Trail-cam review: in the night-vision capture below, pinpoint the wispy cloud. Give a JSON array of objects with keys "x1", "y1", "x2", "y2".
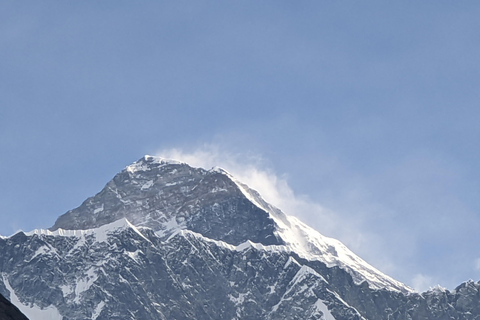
[
  {"x1": 474, "y1": 258, "x2": 480, "y2": 271},
  {"x1": 156, "y1": 145, "x2": 337, "y2": 233},
  {"x1": 155, "y1": 145, "x2": 396, "y2": 274},
  {"x1": 155, "y1": 144, "x2": 480, "y2": 291},
  {"x1": 411, "y1": 273, "x2": 437, "y2": 292}
]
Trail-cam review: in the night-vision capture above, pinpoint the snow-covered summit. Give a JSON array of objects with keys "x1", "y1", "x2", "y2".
[{"x1": 125, "y1": 155, "x2": 184, "y2": 173}]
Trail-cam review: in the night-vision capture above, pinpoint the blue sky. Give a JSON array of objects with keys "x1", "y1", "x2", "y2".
[{"x1": 1, "y1": 1, "x2": 480, "y2": 291}]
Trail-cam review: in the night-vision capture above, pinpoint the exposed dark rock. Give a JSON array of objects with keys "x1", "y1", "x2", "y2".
[{"x1": 0, "y1": 293, "x2": 29, "y2": 320}]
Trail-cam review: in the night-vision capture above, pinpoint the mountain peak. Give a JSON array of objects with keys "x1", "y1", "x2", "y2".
[
  {"x1": 51, "y1": 156, "x2": 282, "y2": 246},
  {"x1": 48, "y1": 156, "x2": 413, "y2": 293},
  {"x1": 125, "y1": 155, "x2": 184, "y2": 173}
]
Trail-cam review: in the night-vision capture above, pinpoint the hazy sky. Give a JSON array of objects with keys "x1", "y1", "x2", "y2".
[{"x1": 1, "y1": 1, "x2": 480, "y2": 291}]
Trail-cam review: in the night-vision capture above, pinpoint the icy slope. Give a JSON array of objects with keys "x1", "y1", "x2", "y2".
[{"x1": 227, "y1": 170, "x2": 411, "y2": 293}]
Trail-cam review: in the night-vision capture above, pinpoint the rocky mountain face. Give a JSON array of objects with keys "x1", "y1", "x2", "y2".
[{"x1": 1, "y1": 155, "x2": 479, "y2": 320}]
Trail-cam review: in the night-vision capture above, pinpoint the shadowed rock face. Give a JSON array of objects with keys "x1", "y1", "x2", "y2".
[
  {"x1": 0, "y1": 293, "x2": 29, "y2": 320},
  {"x1": 1, "y1": 156, "x2": 480, "y2": 320}
]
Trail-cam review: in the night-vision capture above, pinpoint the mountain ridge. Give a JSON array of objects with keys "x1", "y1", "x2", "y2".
[{"x1": 1, "y1": 155, "x2": 479, "y2": 319}]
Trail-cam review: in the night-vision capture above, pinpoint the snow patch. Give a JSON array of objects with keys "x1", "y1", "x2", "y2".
[
  {"x1": 176, "y1": 230, "x2": 291, "y2": 256},
  {"x1": 93, "y1": 204, "x2": 104, "y2": 214},
  {"x1": 29, "y1": 245, "x2": 50, "y2": 261},
  {"x1": 26, "y1": 228, "x2": 89, "y2": 238},
  {"x1": 141, "y1": 180, "x2": 154, "y2": 190},
  {"x1": 228, "y1": 293, "x2": 247, "y2": 305},
  {"x1": 154, "y1": 216, "x2": 185, "y2": 238},
  {"x1": 283, "y1": 256, "x2": 300, "y2": 270},
  {"x1": 427, "y1": 285, "x2": 448, "y2": 294},
  {"x1": 211, "y1": 186, "x2": 228, "y2": 193},
  {"x1": 60, "y1": 284, "x2": 73, "y2": 297},
  {"x1": 126, "y1": 249, "x2": 143, "y2": 263},
  {"x1": 25, "y1": 218, "x2": 151, "y2": 245},
  {"x1": 315, "y1": 299, "x2": 336, "y2": 320},
  {"x1": 74, "y1": 267, "x2": 98, "y2": 303},
  {"x1": 267, "y1": 285, "x2": 276, "y2": 294},
  {"x1": 92, "y1": 301, "x2": 105, "y2": 320},
  {"x1": 126, "y1": 155, "x2": 183, "y2": 173},
  {"x1": 292, "y1": 265, "x2": 327, "y2": 286}
]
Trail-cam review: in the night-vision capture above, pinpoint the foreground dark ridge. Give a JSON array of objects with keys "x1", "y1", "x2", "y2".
[
  {"x1": 0, "y1": 293, "x2": 29, "y2": 320},
  {"x1": 0, "y1": 155, "x2": 479, "y2": 320}
]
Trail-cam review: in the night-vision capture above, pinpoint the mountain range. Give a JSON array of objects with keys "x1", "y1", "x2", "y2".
[{"x1": 1, "y1": 155, "x2": 479, "y2": 319}]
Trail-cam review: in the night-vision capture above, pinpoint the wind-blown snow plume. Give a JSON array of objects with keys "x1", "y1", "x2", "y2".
[
  {"x1": 156, "y1": 146, "x2": 338, "y2": 236},
  {"x1": 155, "y1": 146, "x2": 400, "y2": 274}
]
